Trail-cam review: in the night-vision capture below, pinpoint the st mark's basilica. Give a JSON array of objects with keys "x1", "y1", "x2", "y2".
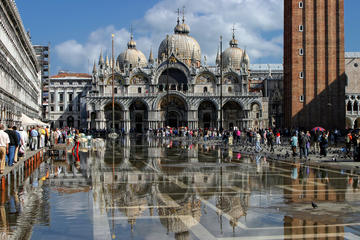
[{"x1": 85, "y1": 16, "x2": 269, "y2": 132}]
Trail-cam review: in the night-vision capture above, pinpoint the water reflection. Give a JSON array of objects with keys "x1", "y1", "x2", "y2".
[{"x1": 0, "y1": 136, "x2": 359, "y2": 239}]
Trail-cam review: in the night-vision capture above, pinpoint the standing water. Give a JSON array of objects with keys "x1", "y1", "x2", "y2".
[{"x1": 1, "y1": 136, "x2": 360, "y2": 239}]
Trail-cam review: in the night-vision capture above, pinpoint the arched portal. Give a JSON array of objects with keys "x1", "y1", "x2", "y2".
[
  {"x1": 223, "y1": 101, "x2": 244, "y2": 130},
  {"x1": 67, "y1": 116, "x2": 74, "y2": 128},
  {"x1": 159, "y1": 68, "x2": 188, "y2": 92},
  {"x1": 355, "y1": 118, "x2": 360, "y2": 129},
  {"x1": 104, "y1": 102, "x2": 123, "y2": 131},
  {"x1": 198, "y1": 101, "x2": 217, "y2": 129},
  {"x1": 346, "y1": 117, "x2": 353, "y2": 129},
  {"x1": 159, "y1": 95, "x2": 187, "y2": 127},
  {"x1": 129, "y1": 100, "x2": 148, "y2": 133}
]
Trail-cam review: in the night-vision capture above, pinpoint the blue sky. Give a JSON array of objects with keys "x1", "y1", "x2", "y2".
[{"x1": 16, "y1": 0, "x2": 360, "y2": 75}]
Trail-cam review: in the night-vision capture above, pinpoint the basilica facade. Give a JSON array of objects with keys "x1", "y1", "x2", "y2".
[{"x1": 86, "y1": 18, "x2": 269, "y2": 132}]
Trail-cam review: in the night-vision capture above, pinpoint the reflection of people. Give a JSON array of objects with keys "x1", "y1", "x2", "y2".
[{"x1": 0, "y1": 205, "x2": 7, "y2": 232}]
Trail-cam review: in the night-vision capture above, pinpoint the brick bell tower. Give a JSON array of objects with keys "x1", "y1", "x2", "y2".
[{"x1": 284, "y1": 0, "x2": 345, "y2": 130}]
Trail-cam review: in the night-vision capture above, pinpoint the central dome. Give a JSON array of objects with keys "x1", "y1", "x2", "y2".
[
  {"x1": 158, "y1": 18, "x2": 201, "y2": 66},
  {"x1": 222, "y1": 33, "x2": 249, "y2": 70},
  {"x1": 117, "y1": 35, "x2": 147, "y2": 71}
]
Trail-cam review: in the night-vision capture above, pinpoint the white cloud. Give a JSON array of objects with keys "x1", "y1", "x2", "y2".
[{"x1": 55, "y1": 0, "x2": 284, "y2": 72}]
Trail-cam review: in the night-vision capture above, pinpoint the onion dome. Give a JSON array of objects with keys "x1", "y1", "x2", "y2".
[
  {"x1": 158, "y1": 17, "x2": 201, "y2": 66},
  {"x1": 222, "y1": 31, "x2": 249, "y2": 70},
  {"x1": 117, "y1": 34, "x2": 147, "y2": 71}
]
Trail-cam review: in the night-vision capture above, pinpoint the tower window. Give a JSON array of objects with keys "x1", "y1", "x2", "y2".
[
  {"x1": 300, "y1": 95, "x2": 304, "y2": 103},
  {"x1": 299, "y1": 48, "x2": 304, "y2": 56},
  {"x1": 299, "y1": 72, "x2": 304, "y2": 79},
  {"x1": 299, "y1": 1, "x2": 303, "y2": 8},
  {"x1": 299, "y1": 25, "x2": 304, "y2": 32}
]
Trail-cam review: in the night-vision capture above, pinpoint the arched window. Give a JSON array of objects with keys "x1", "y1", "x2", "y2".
[
  {"x1": 354, "y1": 101, "x2": 358, "y2": 112},
  {"x1": 138, "y1": 87, "x2": 142, "y2": 93},
  {"x1": 347, "y1": 101, "x2": 352, "y2": 112},
  {"x1": 203, "y1": 87, "x2": 208, "y2": 93}
]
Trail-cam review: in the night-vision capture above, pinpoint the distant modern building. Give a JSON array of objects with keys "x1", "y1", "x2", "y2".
[
  {"x1": 86, "y1": 16, "x2": 270, "y2": 132},
  {"x1": 345, "y1": 52, "x2": 360, "y2": 128},
  {"x1": 0, "y1": 0, "x2": 41, "y2": 125},
  {"x1": 49, "y1": 72, "x2": 91, "y2": 129},
  {"x1": 284, "y1": 0, "x2": 345, "y2": 129},
  {"x1": 34, "y1": 44, "x2": 50, "y2": 121}
]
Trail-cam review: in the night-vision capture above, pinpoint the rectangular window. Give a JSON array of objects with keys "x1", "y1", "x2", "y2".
[
  {"x1": 50, "y1": 93, "x2": 54, "y2": 103},
  {"x1": 59, "y1": 106, "x2": 63, "y2": 111},
  {"x1": 59, "y1": 93, "x2": 64, "y2": 103},
  {"x1": 77, "y1": 105, "x2": 80, "y2": 111},
  {"x1": 299, "y1": 72, "x2": 304, "y2": 79},
  {"x1": 69, "y1": 105, "x2": 73, "y2": 112},
  {"x1": 114, "y1": 88, "x2": 118, "y2": 94},
  {"x1": 299, "y1": 48, "x2": 304, "y2": 56},
  {"x1": 299, "y1": 25, "x2": 304, "y2": 32},
  {"x1": 300, "y1": 95, "x2": 304, "y2": 102},
  {"x1": 299, "y1": 1, "x2": 303, "y2": 8},
  {"x1": 69, "y1": 93, "x2": 73, "y2": 102},
  {"x1": 50, "y1": 106, "x2": 54, "y2": 111}
]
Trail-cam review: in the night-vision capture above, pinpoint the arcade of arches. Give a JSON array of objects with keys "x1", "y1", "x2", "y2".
[{"x1": 90, "y1": 97, "x2": 265, "y2": 131}]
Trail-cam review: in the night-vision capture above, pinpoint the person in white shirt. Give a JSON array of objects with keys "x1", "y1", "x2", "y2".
[
  {"x1": 0, "y1": 124, "x2": 10, "y2": 174},
  {"x1": 18, "y1": 127, "x2": 28, "y2": 157}
]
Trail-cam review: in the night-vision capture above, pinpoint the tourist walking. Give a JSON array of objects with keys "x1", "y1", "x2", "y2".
[
  {"x1": 0, "y1": 124, "x2": 9, "y2": 174},
  {"x1": 5, "y1": 126, "x2": 18, "y2": 167},
  {"x1": 275, "y1": 131, "x2": 281, "y2": 145},
  {"x1": 12, "y1": 126, "x2": 21, "y2": 163},
  {"x1": 30, "y1": 127, "x2": 38, "y2": 151},
  {"x1": 72, "y1": 129, "x2": 80, "y2": 156},
  {"x1": 290, "y1": 133, "x2": 298, "y2": 157},
  {"x1": 298, "y1": 131, "x2": 309, "y2": 160},
  {"x1": 320, "y1": 132, "x2": 329, "y2": 157},
  {"x1": 18, "y1": 127, "x2": 28, "y2": 158},
  {"x1": 255, "y1": 132, "x2": 262, "y2": 152}
]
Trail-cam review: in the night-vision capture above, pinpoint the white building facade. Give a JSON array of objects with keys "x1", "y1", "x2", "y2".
[
  {"x1": 0, "y1": 0, "x2": 41, "y2": 125},
  {"x1": 49, "y1": 72, "x2": 91, "y2": 129},
  {"x1": 86, "y1": 19, "x2": 269, "y2": 133}
]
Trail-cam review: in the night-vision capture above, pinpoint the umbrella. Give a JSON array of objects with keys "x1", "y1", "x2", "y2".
[{"x1": 312, "y1": 127, "x2": 325, "y2": 132}]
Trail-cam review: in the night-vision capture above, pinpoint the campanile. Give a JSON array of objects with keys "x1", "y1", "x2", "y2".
[{"x1": 284, "y1": 0, "x2": 345, "y2": 129}]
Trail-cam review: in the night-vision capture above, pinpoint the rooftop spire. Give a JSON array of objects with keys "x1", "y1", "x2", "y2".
[
  {"x1": 232, "y1": 24, "x2": 236, "y2": 40},
  {"x1": 182, "y1": 6, "x2": 185, "y2": 23},
  {"x1": 177, "y1": 8, "x2": 180, "y2": 25},
  {"x1": 98, "y1": 50, "x2": 104, "y2": 65},
  {"x1": 216, "y1": 45, "x2": 220, "y2": 65},
  {"x1": 105, "y1": 55, "x2": 110, "y2": 66},
  {"x1": 127, "y1": 25, "x2": 137, "y2": 49},
  {"x1": 229, "y1": 25, "x2": 238, "y2": 48},
  {"x1": 149, "y1": 47, "x2": 154, "y2": 64},
  {"x1": 92, "y1": 61, "x2": 97, "y2": 73}
]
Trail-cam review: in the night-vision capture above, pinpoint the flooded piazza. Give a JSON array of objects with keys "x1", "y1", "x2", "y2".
[{"x1": 1, "y1": 137, "x2": 360, "y2": 240}]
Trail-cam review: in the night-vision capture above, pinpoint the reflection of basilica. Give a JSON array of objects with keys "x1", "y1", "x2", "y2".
[
  {"x1": 86, "y1": 14, "x2": 269, "y2": 132},
  {"x1": 90, "y1": 138, "x2": 251, "y2": 238}
]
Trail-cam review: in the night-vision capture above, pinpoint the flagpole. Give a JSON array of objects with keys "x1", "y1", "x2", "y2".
[{"x1": 112, "y1": 34, "x2": 115, "y2": 131}]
